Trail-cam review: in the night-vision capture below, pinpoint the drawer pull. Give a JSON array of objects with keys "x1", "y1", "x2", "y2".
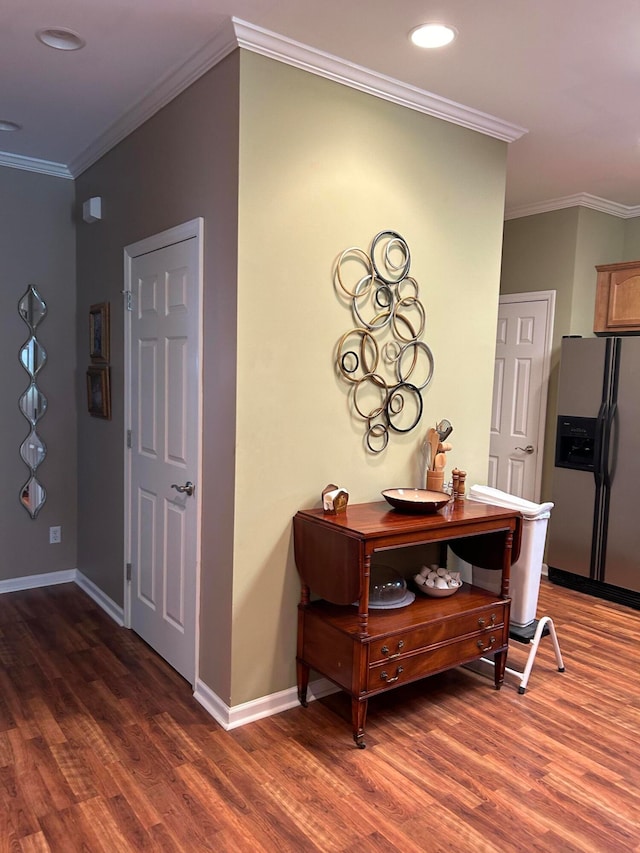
[
  {"x1": 380, "y1": 640, "x2": 405, "y2": 659},
  {"x1": 380, "y1": 666, "x2": 404, "y2": 684},
  {"x1": 478, "y1": 613, "x2": 497, "y2": 628},
  {"x1": 477, "y1": 636, "x2": 497, "y2": 653}
]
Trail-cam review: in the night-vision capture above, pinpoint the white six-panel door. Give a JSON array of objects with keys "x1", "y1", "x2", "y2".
[
  {"x1": 125, "y1": 222, "x2": 202, "y2": 685},
  {"x1": 488, "y1": 292, "x2": 555, "y2": 501}
]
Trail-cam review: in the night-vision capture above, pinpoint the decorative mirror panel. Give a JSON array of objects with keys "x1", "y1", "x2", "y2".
[{"x1": 18, "y1": 286, "x2": 47, "y2": 518}]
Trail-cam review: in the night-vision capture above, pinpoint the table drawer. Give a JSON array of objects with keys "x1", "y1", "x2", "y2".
[
  {"x1": 367, "y1": 627, "x2": 508, "y2": 692},
  {"x1": 368, "y1": 604, "x2": 506, "y2": 663}
]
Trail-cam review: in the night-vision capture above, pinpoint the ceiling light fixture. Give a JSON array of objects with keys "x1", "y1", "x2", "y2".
[
  {"x1": 410, "y1": 23, "x2": 457, "y2": 49},
  {"x1": 0, "y1": 120, "x2": 22, "y2": 132},
  {"x1": 36, "y1": 27, "x2": 86, "y2": 51}
]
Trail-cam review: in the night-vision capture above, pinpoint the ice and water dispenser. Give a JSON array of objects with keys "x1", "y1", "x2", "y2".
[{"x1": 554, "y1": 416, "x2": 599, "y2": 471}]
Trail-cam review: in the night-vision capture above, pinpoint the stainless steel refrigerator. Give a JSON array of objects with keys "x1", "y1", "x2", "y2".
[{"x1": 547, "y1": 335, "x2": 640, "y2": 607}]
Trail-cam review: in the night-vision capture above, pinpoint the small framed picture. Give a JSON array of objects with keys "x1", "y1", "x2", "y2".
[
  {"x1": 86, "y1": 365, "x2": 111, "y2": 419},
  {"x1": 89, "y1": 302, "x2": 110, "y2": 363}
]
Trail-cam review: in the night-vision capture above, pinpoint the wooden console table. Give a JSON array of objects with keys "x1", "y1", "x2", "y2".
[{"x1": 293, "y1": 499, "x2": 522, "y2": 747}]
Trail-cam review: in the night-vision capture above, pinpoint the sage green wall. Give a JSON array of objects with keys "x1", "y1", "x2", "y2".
[
  {"x1": 73, "y1": 46, "x2": 508, "y2": 709},
  {"x1": 0, "y1": 167, "x2": 77, "y2": 577},
  {"x1": 75, "y1": 52, "x2": 240, "y2": 703},
  {"x1": 500, "y1": 209, "x2": 579, "y2": 500},
  {"x1": 501, "y1": 208, "x2": 579, "y2": 343},
  {"x1": 571, "y1": 208, "x2": 624, "y2": 335},
  {"x1": 622, "y1": 218, "x2": 640, "y2": 259},
  {"x1": 500, "y1": 207, "x2": 626, "y2": 500},
  {"x1": 233, "y1": 52, "x2": 508, "y2": 705}
]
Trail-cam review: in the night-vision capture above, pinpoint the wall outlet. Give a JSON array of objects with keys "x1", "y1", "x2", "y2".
[{"x1": 49, "y1": 526, "x2": 61, "y2": 544}]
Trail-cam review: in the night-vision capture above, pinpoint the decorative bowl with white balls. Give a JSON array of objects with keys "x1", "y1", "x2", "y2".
[{"x1": 413, "y1": 564, "x2": 462, "y2": 598}]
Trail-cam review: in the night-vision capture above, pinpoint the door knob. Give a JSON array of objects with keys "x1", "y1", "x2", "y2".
[
  {"x1": 171, "y1": 481, "x2": 195, "y2": 497},
  {"x1": 515, "y1": 445, "x2": 534, "y2": 454}
]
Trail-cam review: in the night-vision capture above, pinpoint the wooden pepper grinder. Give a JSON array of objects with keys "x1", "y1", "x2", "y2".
[{"x1": 452, "y1": 468, "x2": 466, "y2": 501}]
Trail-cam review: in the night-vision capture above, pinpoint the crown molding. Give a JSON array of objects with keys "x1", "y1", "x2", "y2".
[
  {"x1": 231, "y1": 19, "x2": 527, "y2": 144},
  {"x1": 68, "y1": 18, "x2": 239, "y2": 177},
  {"x1": 65, "y1": 17, "x2": 525, "y2": 177},
  {"x1": 0, "y1": 150, "x2": 72, "y2": 179},
  {"x1": 505, "y1": 192, "x2": 640, "y2": 221},
  {"x1": 4, "y1": 18, "x2": 639, "y2": 225}
]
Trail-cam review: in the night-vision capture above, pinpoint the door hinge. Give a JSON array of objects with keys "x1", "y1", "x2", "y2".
[
  {"x1": 123, "y1": 290, "x2": 133, "y2": 311},
  {"x1": 126, "y1": 429, "x2": 132, "y2": 448},
  {"x1": 126, "y1": 562, "x2": 132, "y2": 581}
]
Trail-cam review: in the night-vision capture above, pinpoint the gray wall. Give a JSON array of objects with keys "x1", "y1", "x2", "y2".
[
  {"x1": 0, "y1": 167, "x2": 77, "y2": 577},
  {"x1": 75, "y1": 52, "x2": 240, "y2": 701}
]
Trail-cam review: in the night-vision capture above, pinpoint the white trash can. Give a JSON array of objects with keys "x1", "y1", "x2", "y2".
[{"x1": 463, "y1": 485, "x2": 554, "y2": 628}]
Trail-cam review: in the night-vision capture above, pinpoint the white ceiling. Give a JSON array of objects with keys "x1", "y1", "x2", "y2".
[{"x1": 3, "y1": 0, "x2": 640, "y2": 217}]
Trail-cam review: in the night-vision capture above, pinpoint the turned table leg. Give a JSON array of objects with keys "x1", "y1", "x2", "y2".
[
  {"x1": 297, "y1": 659, "x2": 310, "y2": 707},
  {"x1": 296, "y1": 584, "x2": 311, "y2": 707},
  {"x1": 493, "y1": 648, "x2": 507, "y2": 689},
  {"x1": 352, "y1": 697, "x2": 368, "y2": 748}
]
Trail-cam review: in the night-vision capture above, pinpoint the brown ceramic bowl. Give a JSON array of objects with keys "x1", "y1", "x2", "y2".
[{"x1": 381, "y1": 488, "x2": 451, "y2": 514}]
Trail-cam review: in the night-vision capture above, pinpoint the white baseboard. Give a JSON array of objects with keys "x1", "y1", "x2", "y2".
[
  {"x1": 0, "y1": 569, "x2": 76, "y2": 593},
  {"x1": 1, "y1": 570, "x2": 336, "y2": 732},
  {"x1": 542, "y1": 562, "x2": 549, "y2": 577},
  {"x1": 75, "y1": 570, "x2": 124, "y2": 626},
  {"x1": 193, "y1": 676, "x2": 338, "y2": 731},
  {"x1": 0, "y1": 568, "x2": 124, "y2": 626}
]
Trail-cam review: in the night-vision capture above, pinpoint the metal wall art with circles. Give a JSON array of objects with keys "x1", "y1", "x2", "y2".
[{"x1": 334, "y1": 231, "x2": 434, "y2": 453}]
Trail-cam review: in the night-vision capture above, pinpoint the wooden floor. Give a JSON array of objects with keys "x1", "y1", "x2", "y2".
[{"x1": 1, "y1": 580, "x2": 639, "y2": 852}]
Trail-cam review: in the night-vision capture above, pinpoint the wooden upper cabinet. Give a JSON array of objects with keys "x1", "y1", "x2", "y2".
[{"x1": 594, "y1": 260, "x2": 640, "y2": 334}]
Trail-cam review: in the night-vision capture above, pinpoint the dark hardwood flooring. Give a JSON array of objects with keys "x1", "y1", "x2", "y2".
[{"x1": 1, "y1": 579, "x2": 639, "y2": 852}]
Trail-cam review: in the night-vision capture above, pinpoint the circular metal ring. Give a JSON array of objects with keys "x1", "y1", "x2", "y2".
[
  {"x1": 392, "y1": 296, "x2": 426, "y2": 342},
  {"x1": 370, "y1": 230, "x2": 411, "y2": 284},
  {"x1": 390, "y1": 311, "x2": 417, "y2": 341},
  {"x1": 365, "y1": 422, "x2": 389, "y2": 454},
  {"x1": 341, "y1": 350, "x2": 359, "y2": 374},
  {"x1": 384, "y1": 238, "x2": 410, "y2": 271},
  {"x1": 352, "y1": 373, "x2": 389, "y2": 420},
  {"x1": 387, "y1": 311, "x2": 419, "y2": 379},
  {"x1": 388, "y1": 390, "x2": 405, "y2": 415},
  {"x1": 336, "y1": 247, "x2": 374, "y2": 298},
  {"x1": 374, "y1": 283, "x2": 394, "y2": 308},
  {"x1": 352, "y1": 276, "x2": 393, "y2": 331},
  {"x1": 336, "y1": 328, "x2": 379, "y2": 382},
  {"x1": 397, "y1": 276, "x2": 419, "y2": 301},
  {"x1": 396, "y1": 340, "x2": 435, "y2": 390},
  {"x1": 385, "y1": 382, "x2": 423, "y2": 433},
  {"x1": 382, "y1": 340, "x2": 402, "y2": 363}
]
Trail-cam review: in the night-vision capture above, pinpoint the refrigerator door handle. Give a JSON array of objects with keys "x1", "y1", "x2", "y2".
[
  {"x1": 604, "y1": 401, "x2": 618, "y2": 487},
  {"x1": 593, "y1": 401, "x2": 608, "y2": 489},
  {"x1": 589, "y1": 400, "x2": 608, "y2": 578}
]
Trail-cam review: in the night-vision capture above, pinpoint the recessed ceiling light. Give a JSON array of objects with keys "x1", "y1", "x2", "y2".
[
  {"x1": 0, "y1": 120, "x2": 22, "y2": 132},
  {"x1": 410, "y1": 23, "x2": 457, "y2": 49},
  {"x1": 36, "y1": 27, "x2": 86, "y2": 51}
]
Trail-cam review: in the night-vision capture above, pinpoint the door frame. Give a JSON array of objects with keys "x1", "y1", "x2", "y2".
[
  {"x1": 122, "y1": 218, "x2": 204, "y2": 685},
  {"x1": 496, "y1": 290, "x2": 555, "y2": 502}
]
